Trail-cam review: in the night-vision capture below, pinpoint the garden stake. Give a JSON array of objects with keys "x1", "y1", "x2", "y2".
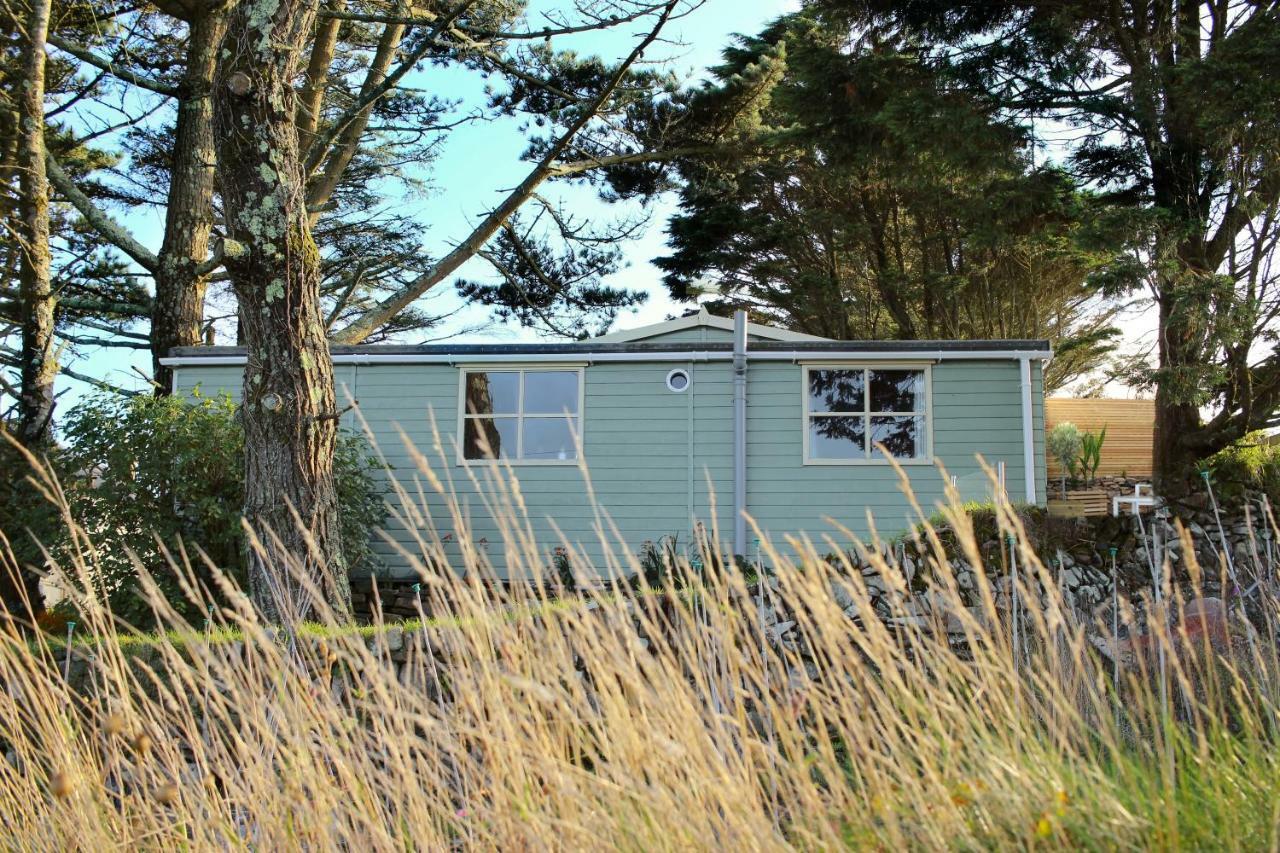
[
  {"x1": 62, "y1": 621, "x2": 76, "y2": 681},
  {"x1": 1261, "y1": 495, "x2": 1275, "y2": 586},
  {"x1": 1109, "y1": 546, "x2": 1120, "y2": 724},
  {"x1": 410, "y1": 582, "x2": 444, "y2": 713},
  {"x1": 1135, "y1": 509, "x2": 1169, "y2": 722},
  {"x1": 1007, "y1": 534, "x2": 1020, "y2": 670},
  {"x1": 1201, "y1": 470, "x2": 1240, "y2": 596},
  {"x1": 754, "y1": 536, "x2": 780, "y2": 830},
  {"x1": 203, "y1": 605, "x2": 213, "y2": 743}
]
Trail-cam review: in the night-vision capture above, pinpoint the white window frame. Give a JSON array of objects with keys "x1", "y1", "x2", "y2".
[
  {"x1": 801, "y1": 362, "x2": 933, "y2": 465},
  {"x1": 456, "y1": 365, "x2": 585, "y2": 466}
]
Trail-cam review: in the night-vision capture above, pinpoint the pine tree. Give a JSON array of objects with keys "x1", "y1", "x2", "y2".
[
  {"x1": 653, "y1": 14, "x2": 1119, "y2": 391},
  {"x1": 817, "y1": 0, "x2": 1280, "y2": 492}
]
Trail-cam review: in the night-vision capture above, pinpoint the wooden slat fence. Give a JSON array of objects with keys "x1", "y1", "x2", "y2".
[{"x1": 1045, "y1": 398, "x2": 1155, "y2": 478}]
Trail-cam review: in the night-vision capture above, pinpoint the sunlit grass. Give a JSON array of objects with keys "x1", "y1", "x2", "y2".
[{"x1": 1, "y1": 438, "x2": 1278, "y2": 849}]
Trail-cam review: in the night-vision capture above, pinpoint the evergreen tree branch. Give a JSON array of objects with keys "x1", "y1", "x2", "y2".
[
  {"x1": 46, "y1": 34, "x2": 179, "y2": 97},
  {"x1": 45, "y1": 152, "x2": 159, "y2": 273},
  {"x1": 330, "y1": 0, "x2": 678, "y2": 344}
]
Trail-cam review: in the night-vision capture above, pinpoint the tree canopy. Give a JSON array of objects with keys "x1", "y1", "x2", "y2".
[
  {"x1": 651, "y1": 14, "x2": 1122, "y2": 391},
  {"x1": 811, "y1": 0, "x2": 1280, "y2": 487}
]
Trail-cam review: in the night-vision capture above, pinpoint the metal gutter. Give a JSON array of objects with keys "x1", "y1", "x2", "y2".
[
  {"x1": 732, "y1": 311, "x2": 748, "y2": 558},
  {"x1": 160, "y1": 348, "x2": 1053, "y2": 368}
]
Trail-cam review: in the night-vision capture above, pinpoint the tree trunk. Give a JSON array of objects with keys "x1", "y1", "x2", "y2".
[
  {"x1": 152, "y1": 10, "x2": 229, "y2": 395},
  {"x1": 295, "y1": 0, "x2": 346, "y2": 154},
  {"x1": 212, "y1": 0, "x2": 350, "y2": 623},
  {"x1": 1152, "y1": 270, "x2": 1212, "y2": 496},
  {"x1": 16, "y1": 0, "x2": 55, "y2": 446},
  {"x1": 305, "y1": 2, "x2": 408, "y2": 215}
]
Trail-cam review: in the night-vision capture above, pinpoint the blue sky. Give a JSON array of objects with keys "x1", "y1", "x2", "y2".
[{"x1": 64, "y1": 0, "x2": 798, "y2": 402}]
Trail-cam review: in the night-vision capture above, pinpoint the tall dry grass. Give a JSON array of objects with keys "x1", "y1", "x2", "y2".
[{"x1": 1, "y1": 436, "x2": 1278, "y2": 850}]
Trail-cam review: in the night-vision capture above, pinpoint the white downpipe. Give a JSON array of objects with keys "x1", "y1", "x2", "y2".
[
  {"x1": 1020, "y1": 356, "x2": 1038, "y2": 504},
  {"x1": 732, "y1": 311, "x2": 748, "y2": 558},
  {"x1": 160, "y1": 348, "x2": 1054, "y2": 368}
]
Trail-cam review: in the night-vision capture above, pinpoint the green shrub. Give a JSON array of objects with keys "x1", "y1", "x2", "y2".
[
  {"x1": 1203, "y1": 432, "x2": 1280, "y2": 506},
  {"x1": 0, "y1": 433, "x2": 64, "y2": 617},
  {"x1": 1047, "y1": 422, "x2": 1082, "y2": 496},
  {"x1": 51, "y1": 391, "x2": 384, "y2": 628}
]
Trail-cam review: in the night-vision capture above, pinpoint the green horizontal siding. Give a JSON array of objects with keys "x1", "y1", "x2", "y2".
[{"x1": 172, "y1": 353, "x2": 1044, "y2": 578}]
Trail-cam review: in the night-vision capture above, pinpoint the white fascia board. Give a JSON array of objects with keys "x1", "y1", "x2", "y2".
[{"x1": 160, "y1": 348, "x2": 1053, "y2": 368}]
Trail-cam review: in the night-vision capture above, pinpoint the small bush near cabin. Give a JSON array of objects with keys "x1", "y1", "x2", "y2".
[
  {"x1": 47, "y1": 391, "x2": 384, "y2": 628},
  {"x1": 1047, "y1": 422, "x2": 1082, "y2": 496},
  {"x1": 0, "y1": 435, "x2": 64, "y2": 615}
]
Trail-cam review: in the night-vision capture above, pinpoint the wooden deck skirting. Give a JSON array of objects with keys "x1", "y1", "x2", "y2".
[{"x1": 1046, "y1": 398, "x2": 1155, "y2": 479}]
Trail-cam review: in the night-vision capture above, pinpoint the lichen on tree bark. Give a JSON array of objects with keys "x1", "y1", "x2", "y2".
[{"x1": 212, "y1": 0, "x2": 351, "y2": 623}]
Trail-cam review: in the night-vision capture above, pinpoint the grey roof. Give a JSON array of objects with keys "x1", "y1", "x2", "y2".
[{"x1": 168, "y1": 339, "x2": 1051, "y2": 358}]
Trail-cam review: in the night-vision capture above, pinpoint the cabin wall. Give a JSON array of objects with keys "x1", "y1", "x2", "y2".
[{"x1": 173, "y1": 356, "x2": 1045, "y2": 578}]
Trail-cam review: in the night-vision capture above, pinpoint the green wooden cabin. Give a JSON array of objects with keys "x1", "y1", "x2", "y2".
[{"x1": 163, "y1": 310, "x2": 1048, "y2": 578}]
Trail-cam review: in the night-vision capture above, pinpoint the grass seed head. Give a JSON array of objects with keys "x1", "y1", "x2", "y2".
[{"x1": 50, "y1": 771, "x2": 74, "y2": 799}]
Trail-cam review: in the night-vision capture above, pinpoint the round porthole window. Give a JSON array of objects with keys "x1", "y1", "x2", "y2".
[{"x1": 666, "y1": 369, "x2": 691, "y2": 393}]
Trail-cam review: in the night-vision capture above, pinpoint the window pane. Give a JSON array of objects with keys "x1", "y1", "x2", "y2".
[
  {"x1": 464, "y1": 372, "x2": 519, "y2": 416},
  {"x1": 869, "y1": 369, "x2": 923, "y2": 412},
  {"x1": 463, "y1": 417, "x2": 517, "y2": 459},
  {"x1": 808, "y1": 369, "x2": 864, "y2": 413},
  {"x1": 809, "y1": 415, "x2": 865, "y2": 459},
  {"x1": 523, "y1": 371, "x2": 580, "y2": 415},
  {"x1": 870, "y1": 415, "x2": 924, "y2": 459},
  {"x1": 523, "y1": 417, "x2": 578, "y2": 460}
]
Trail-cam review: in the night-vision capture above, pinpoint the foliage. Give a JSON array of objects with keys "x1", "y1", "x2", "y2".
[
  {"x1": 551, "y1": 546, "x2": 574, "y2": 592},
  {"x1": 652, "y1": 13, "x2": 1120, "y2": 390},
  {"x1": 0, "y1": 1, "x2": 150, "y2": 411},
  {"x1": 633, "y1": 535, "x2": 683, "y2": 590},
  {"x1": 0, "y1": 432, "x2": 64, "y2": 616},
  {"x1": 815, "y1": 0, "x2": 1280, "y2": 485},
  {"x1": 1077, "y1": 426, "x2": 1107, "y2": 487},
  {"x1": 46, "y1": 391, "x2": 384, "y2": 628},
  {"x1": 1203, "y1": 433, "x2": 1280, "y2": 507},
  {"x1": 1048, "y1": 422, "x2": 1082, "y2": 496}
]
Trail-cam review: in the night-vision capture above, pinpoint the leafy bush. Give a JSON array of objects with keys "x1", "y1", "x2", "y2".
[
  {"x1": 0, "y1": 433, "x2": 64, "y2": 617},
  {"x1": 51, "y1": 391, "x2": 384, "y2": 628},
  {"x1": 1203, "y1": 432, "x2": 1280, "y2": 506}
]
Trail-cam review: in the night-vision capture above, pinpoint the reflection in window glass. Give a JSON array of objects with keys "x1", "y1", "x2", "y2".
[
  {"x1": 464, "y1": 371, "x2": 519, "y2": 416},
  {"x1": 805, "y1": 367, "x2": 927, "y2": 461},
  {"x1": 461, "y1": 369, "x2": 581, "y2": 462},
  {"x1": 808, "y1": 369, "x2": 864, "y2": 413},
  {"x1": 809, "y1": 416, "x2": 866, "y2": 459},
  {"x1": 870, "y1": 415, "x2": 923, "y2": 459},
  {"x1": 869, "y1": 369, "x2": 922, "y2": 413},
  {"x1": 522, "y1": 371, "x2": 579, "y2": 415},
  {"x1": 463, "y1": 417, "x2": 518, "y2": 460},
  {"x1": 523, "y1": 417, "x2": 576, "y2": 460}
]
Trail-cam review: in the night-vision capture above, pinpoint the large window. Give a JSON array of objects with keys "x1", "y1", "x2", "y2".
[
  {"x1": 460, "y1": 368, "x2": 582, "y2": 463},
  {"x1": 804, "y1": 366, "x2": 929, "y2": 462}
]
